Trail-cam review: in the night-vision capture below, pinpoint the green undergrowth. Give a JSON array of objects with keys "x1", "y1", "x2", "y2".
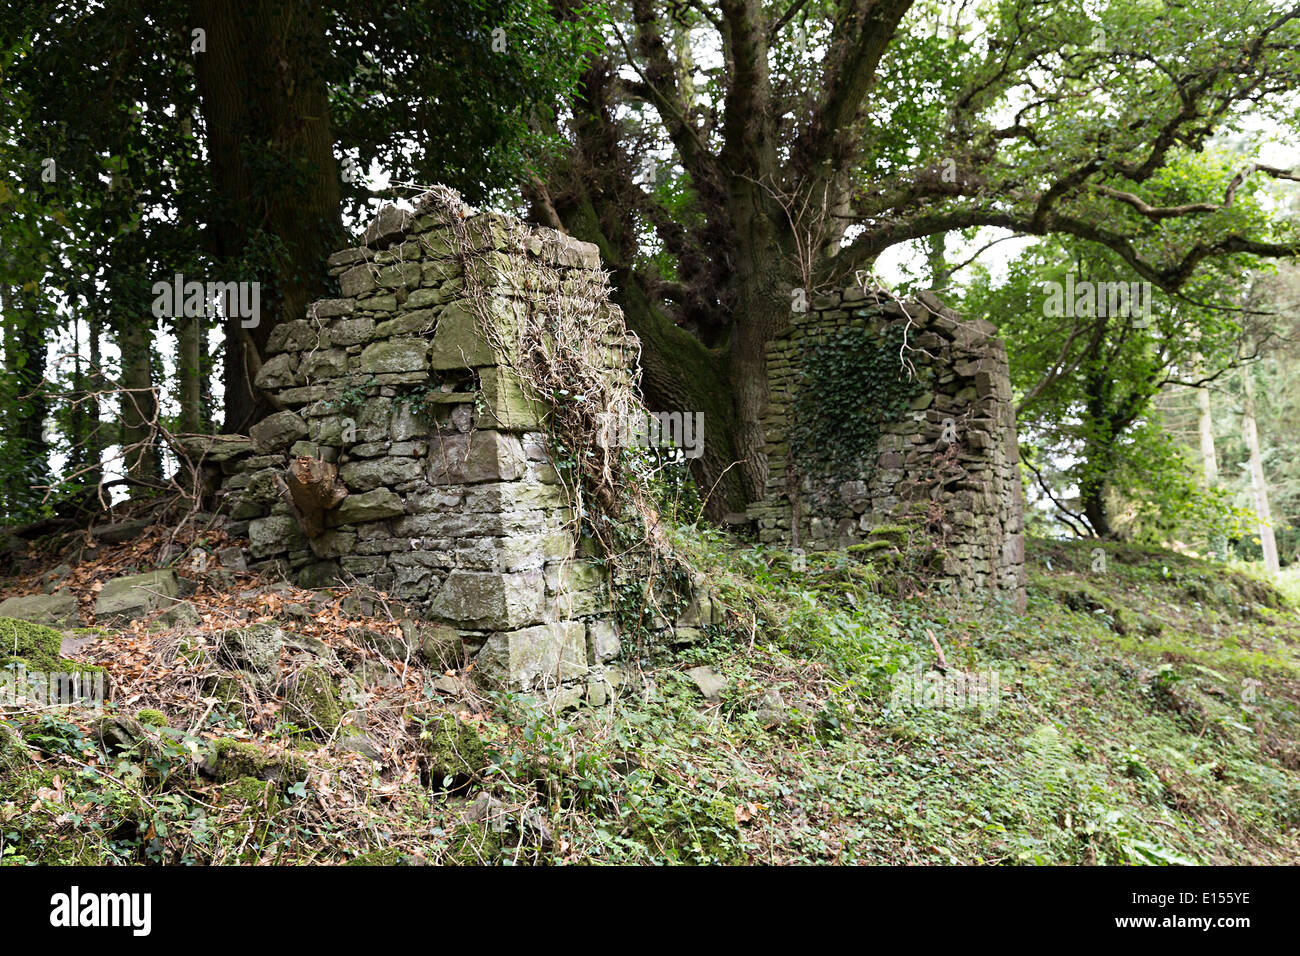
[{"x1": 1, "y1": 534, "x2": 1296, "y2": 865}]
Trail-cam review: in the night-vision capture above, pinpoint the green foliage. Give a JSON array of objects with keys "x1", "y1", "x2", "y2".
[
  {"x1": 2, "y1": 532, "x2": 1298, "y2": 865},
  {"x1": 322, "y1": 372, "x2": 379, "y2": 415},
  {"x1": 791, "y1": 325, "x2": 923, "y2": 477},
  {"x1": 958, "y1": 226, "x2": 1261, "y2": 542}
]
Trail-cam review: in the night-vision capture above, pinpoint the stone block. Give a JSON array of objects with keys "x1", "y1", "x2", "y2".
[
  {"x1": 360, "y1": 338, "x2": 429, "y2": 374},
  {"x1": 0, "y1": 590, "x2": 81, "y2": 629},
  {"x1": 94, "y1": 570, "x2": 179, "y2": 626},
  {"x1": 309, "y1": 298, "x2": 354, "y2": 320},
  {"x1": 585, "y1": 619, "x2": 620, "y2": 664},
  {"x1": 266, "y1": 320, "x2": 325, "y2": 354},
  {"x1": 430, "y1": 569, "x2": 545, "y2": 630},
  {"x1": 250, "y1": 410, "x2": 309, "y2": 454},
  {"x1": 474, "y1": 621, "x2": 587, "y2": 689},
  {"x1": 254, "y1": 352, "x2": 299, "y2": 389},
  {"x1": 339, "y1": 457, "x2": 422, "y2": 491},
  {"x1": 427, "y1": 431, "x2": 526, "y2": 485},
  {"x1": 428, "y1": 302, "x2": 496, "y2": 369},
  {"x1": 330, "y1": 488, "x2": 406, "y2": 524},
  {"x1": 340, "y1": 264, "x2": 377, "y2": 298},
  {"x1": 363, "y1": 204, "x2": 412, "y2": 249},
  {"x1": 477, "y1": 366, "x2": 544, "y2": 431},
  {"x1": 249, "y1": 515, "x2": 308, "y2": 558},
  {"x1": 330, "y1": 317, "x2": 374, "y2": 346}
]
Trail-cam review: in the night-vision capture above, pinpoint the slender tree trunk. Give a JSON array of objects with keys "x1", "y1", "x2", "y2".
[
  {"x1": 177, "y1": 310, "x2": 203, "y2": 434},
  {"x1": 1194, "y1": 355, "x2": 1219, "y2": 486},
  {"x1": 1241, "y1": 364, "x2": 1280, "y2": 573},
  {"x1": 117, "y1": 315, "x2": 162, "y2": 496},
  {"x1": 84, "y1": 313, "x2": 106, "y2": 509},
  {"x1": 1, "y1": 284, "x2": 50, "y2": 511},
  {"x1": 194, "y1": 312, "x2": 216, "y2": 433},
  {"x1": 189, "y1": 0, "x2": 343, "y2": 434},
  {"x1": 1195, "y1": 354, "x2": 1226, "y2": 559},
  {"x1": 67, "y1": 316, "x2": 97, "y2": 514}
]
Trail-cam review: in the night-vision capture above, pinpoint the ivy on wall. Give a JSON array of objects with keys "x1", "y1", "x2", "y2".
[{"x1": 790, "y1": 324, "x2": 924, "y2": 476}]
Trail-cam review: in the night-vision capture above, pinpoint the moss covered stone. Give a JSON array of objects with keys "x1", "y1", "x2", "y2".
[
  {"x1": 346, "y1": 847, "x2": 417, "y2": 866},
  {"x1": 215, "y1": 624, "x2": 284, "y2": 675},
  {"x1": 219, "y1": 775, "x2": 280, "y2": 809},
  {"x1": 0, "y1": 590, "x2": 80, "y2": 628},
  {"x1": 203, "y1": 668, "x2": 267, "y2": 706},
  {"x1": 136, "y1": 708, "x2": 169, "y2": 728},
  {"x1": 420, "y1": 713, "x2": 488, "y2": 790},
  {"x1": 445, "y1": 821, "x2": 501, "y2": 864},
  {"x1": 94, "y1": 569, "x2": 180, "y2": 626},
  {"x1": 284, "y1": 665, "x2": 343, "y2": 735},
  {"x1": 210, "y1": 738, "x2": 308, "y2": 786},
  {"x1": 0, "y1": 617, "x2": 64, "y2": 672},
  {"x1": 94, "y1": 715, "x2": 158, "y2": 758}
]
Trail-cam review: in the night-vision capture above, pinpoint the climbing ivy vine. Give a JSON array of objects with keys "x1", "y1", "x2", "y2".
[{"x1": 791, "y1": 324, "x2": 924, "y2": 477}]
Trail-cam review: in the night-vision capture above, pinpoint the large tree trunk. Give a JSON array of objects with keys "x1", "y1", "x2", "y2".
[
  {"x1": 615, "y1": 276, "x2": 747, "y2": 514},
  {"x1": 1241, "y1": 364, "x2": 1280, "y2": 573},
  {"x1": 539, "y1": 53, "x2": 797, "y2": 516},
  {"x1": 189, "y1": 0, "x2": 343, "y2": 434},
  {"x1": 723, "y1": 178, "x2": 794, "y2": 504}
]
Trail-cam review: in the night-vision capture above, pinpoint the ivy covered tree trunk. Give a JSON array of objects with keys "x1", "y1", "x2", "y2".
[
  {"x1": 1241, "y1": 364, "x2": 1280, "y2": 573},
  {"x1": 1080, "y1": 366, "x2": 1117, "y2": 539}
]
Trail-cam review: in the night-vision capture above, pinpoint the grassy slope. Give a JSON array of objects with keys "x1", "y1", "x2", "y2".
[
  {"x1": 1, "y1": 533, "x2": 1296, "y2": 865},
  {"x1": 643, "y1": 534, "x2": 1300, "y2": 864}
]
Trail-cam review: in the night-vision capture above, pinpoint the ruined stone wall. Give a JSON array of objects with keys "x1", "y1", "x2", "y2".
[
  {"x1": 201, "y1": 196, "x2": 635, "y2": 696},
  {"x1": 748, "y1": 288, "x2": 1027, "y2": 608}
]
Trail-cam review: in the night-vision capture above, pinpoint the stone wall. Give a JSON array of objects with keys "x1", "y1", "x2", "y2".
[
  {"x1": 197, "y1": 194, "x2": 636, "y2": 696},
  {"x1": 748, "y1": 287, "x2": 1027, "y2": 608}
]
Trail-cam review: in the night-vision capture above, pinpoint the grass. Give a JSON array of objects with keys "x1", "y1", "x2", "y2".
[{"x1": 1, "y1": 532, "x2": 1297, "y2": 865}]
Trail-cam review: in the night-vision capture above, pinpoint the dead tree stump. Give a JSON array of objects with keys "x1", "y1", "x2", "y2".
[{"x1": 279, "y1": 456, "x2": 347, "y2": 538}]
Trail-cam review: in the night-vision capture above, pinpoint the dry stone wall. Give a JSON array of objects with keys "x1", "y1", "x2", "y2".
[
  {"x1": 203, "y1": 195, "x2": 636, "y2": 698},
  {"x1": 748, "y1": 287, "x2": 1027, "y2": 609}
]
